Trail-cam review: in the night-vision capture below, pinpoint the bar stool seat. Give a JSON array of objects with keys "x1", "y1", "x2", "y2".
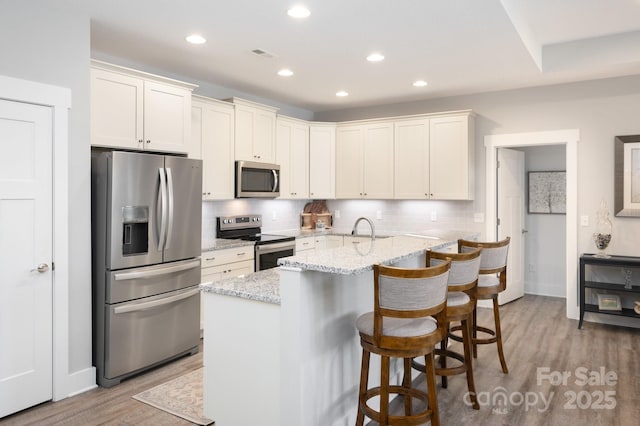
[{"x1": 356, "y1": 261, "x2": 450, "y2": 426}]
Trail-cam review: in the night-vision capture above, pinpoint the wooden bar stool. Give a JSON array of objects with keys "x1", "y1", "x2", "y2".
[
  {"x1": 355, "y1": 261, "x2": 450, "y2": 426},
  {"x1": 456, "y1": 237, "x2": 510, "y2": 374},
  {"x1": 413, "y1": 248, "x2": 482, "y2": 410}
]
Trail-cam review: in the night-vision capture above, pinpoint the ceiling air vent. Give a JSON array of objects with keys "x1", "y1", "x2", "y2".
[{"x1": 251, "y1": 48, "x2": 276, "y2": 58}]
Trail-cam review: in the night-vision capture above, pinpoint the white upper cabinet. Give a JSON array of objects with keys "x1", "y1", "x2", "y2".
[
  {"x1": 394, "y1": 112, "x2": 474, "y2": 200},
  {"x1": 230, "y1": 98, "x2": 278, "y2": 163},
  {"x1": 336, "y1": 122, "x2": 394, "y2": 199},
  {"x1": 429, "y1": 113, "x2": 474, "y2": 200},
  {"x1": 276, "y1": 116, "x2": 309, "y2": 199},
  {"x1": 192, "y1": 96, "x2": 235, "y2": 200},
  {"x1": 309, "y1": 123, "x2": 336, "y2": 199},
  {"x1": 90, "y1": 61, "x2": 195, "y2": 154},
  {"x1": 394, "y1": 118, "x2": 430, "y2": 199}
]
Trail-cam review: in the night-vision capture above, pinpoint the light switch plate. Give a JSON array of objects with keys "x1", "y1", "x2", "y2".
[
  {"x1": 431, "y1": 211, "x2": 437, "y2": 221},
  {"x1": 581, "y1": 215, "x2": 589, "y2": 226},
  {"x1": 335, "y1": 210, "x2": 341, "y2": 219},
  {"x1": 376, "y1": 210, "x2": 382, "y2": 220},
  {"x1": 474, "y1": 213, "x2": 484, "y2": 223}
]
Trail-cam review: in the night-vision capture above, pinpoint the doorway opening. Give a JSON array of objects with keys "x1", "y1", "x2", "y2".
[{"x1": 485, "y1": 129, "x2": 579, "y2": 319}]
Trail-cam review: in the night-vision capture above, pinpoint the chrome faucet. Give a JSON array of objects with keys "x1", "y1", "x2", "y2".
[{"x1": 351, "y1": 216, "x2": 376, "y2": 240}]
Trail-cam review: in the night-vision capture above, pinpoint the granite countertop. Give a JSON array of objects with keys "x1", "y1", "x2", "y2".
[
  {"x1": 202, "y1": 238, "x2": 255, "y2": 252},
  {"x1": 278, "y1": 231, "x2": 478, "y2": 275},
  {"x1": 200, "y1": 268, "x2": 281, "y2": 305}
]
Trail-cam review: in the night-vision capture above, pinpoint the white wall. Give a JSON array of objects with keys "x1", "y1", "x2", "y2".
[
  {"x1": 0, "y1": 1, "x2": 92, "y2": 383},
  {"x1": 520, "y1": 145, "x2": 567, "y2": 297},
  {"x1": 315, "y1": 75, "x2": 640, "y2": 260}
]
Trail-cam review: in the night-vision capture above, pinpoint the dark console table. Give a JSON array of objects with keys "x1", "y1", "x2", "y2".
[{"x1": 579, "y1": 254, "x2": 640, "y2": 329}]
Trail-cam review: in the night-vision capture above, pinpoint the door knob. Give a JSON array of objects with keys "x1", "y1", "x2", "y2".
[{"x1": 32, "y1": 263, "x2": 49, "y2": 273}]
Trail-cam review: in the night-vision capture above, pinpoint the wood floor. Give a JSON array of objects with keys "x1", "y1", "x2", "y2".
[{"x1": 2, "y1": 295, "x2": 639, "y2": 425}]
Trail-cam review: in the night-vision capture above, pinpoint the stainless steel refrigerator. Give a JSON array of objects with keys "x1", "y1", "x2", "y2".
[{"x1": 91, "y1": 150, "x2": 202, "y2": 387}]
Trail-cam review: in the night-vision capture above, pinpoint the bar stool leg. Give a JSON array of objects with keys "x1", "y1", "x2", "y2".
[
  {"x1": 492, "y1": 296, "x2": 509, "y2": 374},
  {"x1": 356, "y1": 349, "x2": 370, "y2": 426},
  {"x1": 424, "y1": 352, "x2": 440, "y2": 426},
  {"x1": 380, "y1": 355, "x2": 390, "y2": 426},
  {"x1": 403, "y1": 358, "x2": 413, "y2": 416},
  {"x1": 461, "y1": 314, "x2": 480, "y2": 409},
  {"x1": 439, "y1": 321, "x2": 449, "y2": 388},
  {"x1": 472, "y1": 308, "x2": 478, "y2": 358}
]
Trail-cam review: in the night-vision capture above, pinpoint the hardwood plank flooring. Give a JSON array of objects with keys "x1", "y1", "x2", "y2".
[{"x1": 2, "y1": 295, "x2": 639, "y2": 425}]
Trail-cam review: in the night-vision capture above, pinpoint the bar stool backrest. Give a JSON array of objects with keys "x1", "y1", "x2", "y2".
[
  {"x1": 459, "y1": 237, "x2": 510, "y2": 275},
  {"x1": 427, "y1": 248, "x2": 482, "y2": 293},
  {"x1": 373, "y1": 262, "x2": 450, "y2": 349}
]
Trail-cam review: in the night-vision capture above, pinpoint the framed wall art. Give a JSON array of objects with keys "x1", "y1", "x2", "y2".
[
  {"x1": 527, "y1": 171, "x2": 566, "y2": 214},
  {"x1": 614, "y1": 134, "x2": 640, "y2": 217}
]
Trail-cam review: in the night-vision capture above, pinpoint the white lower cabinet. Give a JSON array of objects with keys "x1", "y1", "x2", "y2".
[{"x1": 200, "y1": 247, "x2": 255, "y2": 330}]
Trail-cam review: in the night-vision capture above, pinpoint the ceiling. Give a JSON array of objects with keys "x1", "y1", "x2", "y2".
[{"x1": 53, "y1": 0, "x2": 640, "y2": 112}]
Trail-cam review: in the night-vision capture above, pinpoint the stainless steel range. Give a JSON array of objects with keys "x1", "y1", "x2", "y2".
[{"x1": 216, "y1": 214, "x2": 295, "y2": 271}]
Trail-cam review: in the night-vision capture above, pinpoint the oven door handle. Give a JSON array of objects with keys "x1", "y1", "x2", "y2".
[
  {"x1": 113, "y1": 288, "x2": 199, "y2": 314},
  {"x1": 255, "y1": 241, "x2": 295, "y2": 252}
]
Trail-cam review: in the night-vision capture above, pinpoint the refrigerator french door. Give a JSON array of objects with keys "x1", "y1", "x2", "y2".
[{"x1": 91, "y1": 150, "x2": 202, "y2": 387}]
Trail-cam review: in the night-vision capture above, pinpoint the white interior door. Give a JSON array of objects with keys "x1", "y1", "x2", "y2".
[
  {"x1": 0, "y1": 99, "x2": 53, "y2": 417},
  {"x1": 497, "y1": 148, "x2": 525, "y2": 305}
]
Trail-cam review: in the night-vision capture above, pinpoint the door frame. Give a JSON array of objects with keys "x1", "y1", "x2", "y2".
[
  {"x1": 485, "y1": 129, "x2": 579, "y2": 319},
  {"x1": 0, "y1": 75, "x2": 91, "y2": 401}
]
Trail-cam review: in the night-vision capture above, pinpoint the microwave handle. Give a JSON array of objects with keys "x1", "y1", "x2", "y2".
[{"x1": 272, "y1": 169, "x2": 278, "y2": 192}]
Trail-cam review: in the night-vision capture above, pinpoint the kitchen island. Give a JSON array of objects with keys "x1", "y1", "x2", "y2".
[{"x1": 200, "y1": 232, "x2": 474, "y2": 426}]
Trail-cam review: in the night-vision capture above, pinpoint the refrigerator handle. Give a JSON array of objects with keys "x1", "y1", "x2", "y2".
[
  {"x1": 113, "y1": 288, "x2": 199, "y2": 314},
  {"x1": 157, "y1": 168, "x2": 168, "y2": 251},
  {"x1": 166, "y1": 167, "x2": 174, "y2": 249}
]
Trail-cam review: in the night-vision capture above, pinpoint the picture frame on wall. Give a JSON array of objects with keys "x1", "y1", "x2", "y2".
[
  {"x1": 527, "y1": 171, "x2": 566, "y2": 214},
  {"x1": 614, "y1": 134, "x2": 640, "y2": 217}
]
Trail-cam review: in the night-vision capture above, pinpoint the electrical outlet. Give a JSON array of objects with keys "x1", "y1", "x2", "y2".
[
  {"x1": 431, "y1": 211, "x2": 437, "y2": 221},
  {"x1": 581, "y1": 215, "x2": 589, "y2": 226},
  {"x1": 272, "y1": 211, "x2": 277, "y2": 220},
  {"x1": 335, "y1": 210, "x2": 341, "y2": 219},
  {"x1": 474, "y1": 213, "x2": 484, "y2": 223},
  {"x1": 376, "y1": 210, "x2": 382, "y2": 220}
]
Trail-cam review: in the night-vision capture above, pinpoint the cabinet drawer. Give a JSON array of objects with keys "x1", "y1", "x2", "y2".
[
  {"x1": 201, "y1": 260, "x2": 254, "y2": 282},
  {"x1": 201, "y1": 246, "x2": 254, "y2": 267},
  {"x1": 296, "y1": 236, "x2": 316, "y2": 252}
]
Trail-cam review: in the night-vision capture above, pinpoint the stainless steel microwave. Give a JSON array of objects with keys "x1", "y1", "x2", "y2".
[{"x1": 235, "y1": 160, "x2": 280, "y2": 198}]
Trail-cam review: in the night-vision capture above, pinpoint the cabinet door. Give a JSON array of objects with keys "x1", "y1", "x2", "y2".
[
  {"x1": 429, "y1": 115, "x2": 472, "y2": 200},
  {"x1": 277, "y1": 118, "x2": 309, "y2": 199},
  {"x1": 91, "y1": 68, "x2": 143, "y2": 150},
  {"x1": 254, "y1": 108, "x2": 276, "y2": 163},
  {"x1": 309, "y1": 125, "x2": 336, "y2": 199},
  {"x1": 143, "y1": 81, "x2": 192, "y2": 154},
  {"x1": 394, "y1": 119, "x2": 430, "y2": 199},
  {"x1": 335, "y1": 126, "x2": 364, "y2": 198},
  {"x1": 325, "y1": 235, "x2": 344, "y2": 249},
  {"x1": 200, "y1": 101, "x2": 235, "y2": 200},
  {"x1": 234, "y1": 104, "x2": 255, "y2": 161},
  {"x1": 363, "y1": 123, "x2": 394, "y2": 199}
]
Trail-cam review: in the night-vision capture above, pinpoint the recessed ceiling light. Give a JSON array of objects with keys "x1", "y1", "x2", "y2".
[
  {"x1": 287, "y1": 6, "x2": 311, "y2": 18},
  {"x1": 185, "y1": 34, "x2": 206, "y2": 44},
  {"x1": 336, "y1": 91, "x2": 349, "y2": 97},
  {"x1": 278, "y1": 69, "x2": 294, "y2": 77},
  {"x1": 413, "y1": 80, "x2": 428, "y2": 87},
  {"x1": 366, "y1": 53, "x2": 385, "y2": 62}
]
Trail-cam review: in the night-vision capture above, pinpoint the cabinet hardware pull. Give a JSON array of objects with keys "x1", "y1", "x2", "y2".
[
  {"x1": 146, "y1": 140, "x2": 151, "y2": 144},
  {"x1": 205, "y1": 257, "x2": 216, "y2": 261},
  {"x1": 237, "y1": 252, "x2": 245, "y2": 256},
  {"x1": 138, "y1": 139, "x2": 144, "y2": 144}
]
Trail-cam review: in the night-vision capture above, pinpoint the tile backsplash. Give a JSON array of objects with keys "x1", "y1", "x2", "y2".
[{"x1": 202, "y1": 198, "x2": 483, "y2": 249}]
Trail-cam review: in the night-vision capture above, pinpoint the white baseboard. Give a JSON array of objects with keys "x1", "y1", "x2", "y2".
[{"x1": 55, "y1": 367, "x2": 97, "y2": 401}]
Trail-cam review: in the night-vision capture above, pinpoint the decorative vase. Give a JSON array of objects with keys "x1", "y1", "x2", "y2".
[{"x1": 592, "y1": 199, "x2": 612, "y2": 258}]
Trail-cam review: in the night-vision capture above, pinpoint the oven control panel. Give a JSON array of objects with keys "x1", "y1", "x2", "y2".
[{"x1": 217, "y1": 214, "x2": 262, "y2": 230}]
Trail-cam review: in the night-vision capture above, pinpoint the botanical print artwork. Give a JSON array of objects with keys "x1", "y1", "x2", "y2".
[
  {"x1": 528, "y1": 171, "x2": 566, "y2": 214},
  {"x1": 632, "y1": 148, "x2": 640, "y2": 203}
]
